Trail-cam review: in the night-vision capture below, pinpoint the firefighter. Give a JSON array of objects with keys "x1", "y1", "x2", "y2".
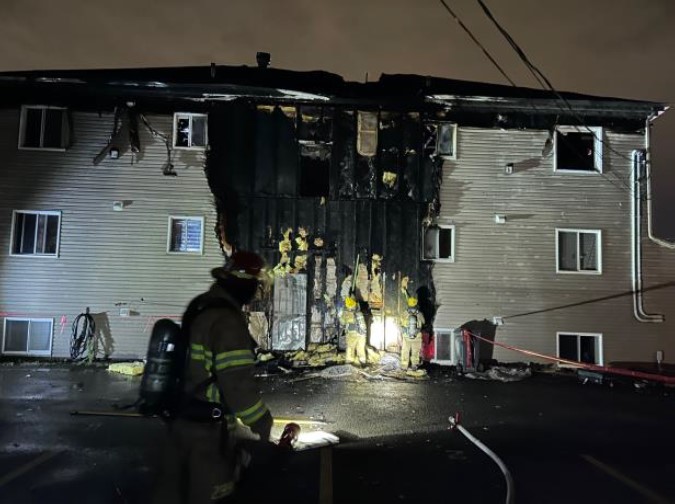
[
  {"x1": 400, "y1": 297, "x2": 425, "y2": 371},
  {"x1": 152, "y1": 250, "x2": 274, "y2": 504},
  {"x1": 339, "y1": 295, "x2": 367, "y2": 366}
]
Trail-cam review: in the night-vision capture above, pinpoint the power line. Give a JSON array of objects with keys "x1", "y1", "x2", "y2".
[
  {"x1": 437, "y1": 0, "x2": 517, "y2": 87},
  {"x1": 474, "y1": 0, "x2": 638, "y2": 192}
]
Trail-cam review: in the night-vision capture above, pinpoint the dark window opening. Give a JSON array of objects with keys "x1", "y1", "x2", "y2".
[
  {"x1": 298, "y1": 106, "x2": 332, "y2": 144},
  {"x1": 558, "y1": 334, "x2": 578, "y2": 361},
  {"x1": 559, "y1": 334, "x2": 600, "y2": 364},
  {"x1": 12, "y1": 211, "x2": 60, "y2": 255},
  {"x1": 299, "y1": 145, "x2": 330, "y2": 197},
  {"x1": 424, "y1": 225, "x2": 453, "y2": 260},
  {"x1": 557, "y1": 132, "x2": 595, "y2": 171}
]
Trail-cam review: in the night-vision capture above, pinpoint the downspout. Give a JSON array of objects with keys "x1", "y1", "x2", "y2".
[
  {"x1": 644, "y1": 112, "x2": 675, "y2": 249},
  {"x1": 631, "y1": 148, "x2": 664, "y2": 322}
]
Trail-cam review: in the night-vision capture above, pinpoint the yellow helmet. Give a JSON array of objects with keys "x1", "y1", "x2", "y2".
[
  {"x1": 407, "y1": 297, "x2": 418, "y2": 308},
  {"x1": 345, "y1": 296, "x2": 357, "y2": 310}
]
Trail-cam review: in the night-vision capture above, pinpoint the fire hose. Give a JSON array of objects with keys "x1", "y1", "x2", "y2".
[{"x1": 449, "y1": 412, "x2": 514, "y2": 504}]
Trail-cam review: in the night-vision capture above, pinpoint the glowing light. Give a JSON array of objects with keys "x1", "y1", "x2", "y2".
[{"x1": 370, "y1": 316, "x2": 400, "y2": 350}]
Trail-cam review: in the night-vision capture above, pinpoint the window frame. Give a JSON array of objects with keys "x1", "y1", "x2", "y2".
[
  {"x1": 172, "y1": 112, "x2": 208, "y2": 150},
  {"x1": 9, "y1": 210, "x2": 62, "y2": 258},
  {"x1": 431, "y1": 327, "x2": 457, "y2": 366},
  {"x1": 555, "y1": 228, "x2": 602, "y2": 275},
  {"x1": 423, "y1": 224, "x2": 455, "y2": 263},
  {"x1": 2, "y1": 317, "x2": 54, "y2": 357},
  {"x1": 356, "y1": 111, "x2": 378, "y2": 157},
  {"x1": 18, "y1": 105, "x2": 68, "y2": 151},
  {"x1": 553, "y1": 126, "x2": 603, "y2": 174},
  {"x1": 167, "y1": 216, "x2": 205, "y2": 255},
  {"x1": 556, "y1": 331, "x2": 603, "y2": 366}
]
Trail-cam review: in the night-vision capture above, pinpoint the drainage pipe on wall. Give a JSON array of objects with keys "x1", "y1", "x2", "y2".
[
  {"x1": 631, "y1": 147, "x2": 664, "y2": 323},
  {"x1": 644, "y1": 112, "x2": 675, "y2": 249}
]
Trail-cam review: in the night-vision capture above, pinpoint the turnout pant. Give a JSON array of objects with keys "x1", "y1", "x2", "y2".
[
  {"x1": 151, "y1": 418, "x2": 238, "y2": 504},
  {"x1": 345, "y1": 331, "x2": 367, "y2": 365},
  {"x1": 401, "y1": 335, "x2": 422, "y2": 369}
]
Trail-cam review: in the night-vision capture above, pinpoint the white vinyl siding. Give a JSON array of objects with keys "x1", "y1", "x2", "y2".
[
  {"x1": 173, "y1": 113, "x2": 207, "y2": 149},
  {"x1": 557, "y1": 332, "x2": 603, "y2": 366},
  {"x1": 10, "y1": 210, "x2": 61, "y2": 257},
  {"x1": 167, "y1": 216, "x2": 204, "y2": 254},
  {"x1": 2, "y1": 318, "x2": 53, "y2": 356},
  {"x1": 556, "y1": 229, "x2": 602, "y2": 274},
  {"x1": 18, "y1": 106, "x2": 68, "y2": 150}
]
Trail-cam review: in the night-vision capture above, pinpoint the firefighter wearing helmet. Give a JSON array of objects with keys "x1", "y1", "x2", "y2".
[
  {"x1": 400, "y1": 296, "x2": 425, "y2": 370},
  {"x1": 339, "y1": 295, "x2": 367, "y2": 366},
  {"x1": 152, "y1": 250, "x2": 274, "y2": 504}
]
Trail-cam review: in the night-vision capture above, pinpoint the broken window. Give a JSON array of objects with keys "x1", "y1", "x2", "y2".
[
  {"x1": 357, "y1": 111, "x2": 378, "y2": 157},
  {"x1": 173, "y1": 113, "x2": 208, "y2": 149},
  {"x1": 298, "y1": 106, "x2": 332, "y2": 144},
  {"x1": 424, "y1": 121, "x2": 457, "y2": 158},
  {"x1": 557, "y1": 333, "x2": 602, "y2": 365},
  {"x1": 555, "y1": 127, "x2": 602, "y2": 172},
  {"x1": 423, "y1": 225, "x2": 454, "y2": 261},
  {"x1": 11, "y1": 210, "x2": 61, "y2": 256},
  {"x1": 299, "y1": 144, "x2": 330, "y2": 197},
  {"x1": 2, "y1": 318, "x2": 53, "y2": 356},
  {"x1": 19, "y1": 106, "x2": 68, "y2": 149},
  {"x1": 557, "y1": 229, "x2": 601, "y2": 273},
  {"x1": 168, "y1": 216, "x2": 204, "y2": 253}
]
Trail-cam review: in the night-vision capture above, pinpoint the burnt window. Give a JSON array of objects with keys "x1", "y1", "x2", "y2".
[
  {"x1": 555, "y1": 127, "x2": 602, "y2": 172},
  {"x1": 299, "y1": 144, "x2": 330, "y2": 197},
  {"x1": 173, "y1": 113, "x2": 207, "y2": 149},
  {"x1": 423, "y1": 225, "x2": 454, "y2": 261},
  {"x1": 298, "y1": 107, "x2": 332, "y2": 144},
  {"x1": 357, "y1": 111, "x2": 378, "y2": 157},
  {"x1": 424, "y1": 122, "x2": 457, "y2": 158},
  {"x1": 19, "y1": 106, "x2": 68, "y2": 150}
]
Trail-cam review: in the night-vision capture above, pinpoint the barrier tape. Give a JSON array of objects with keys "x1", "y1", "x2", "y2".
[{"x1": 465, "y1": 330, "x2": 675, "y2": 385}]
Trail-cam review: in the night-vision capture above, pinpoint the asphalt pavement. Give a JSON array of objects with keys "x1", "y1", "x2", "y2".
[{"x1": 0, "y1": 362, "x2": 673, "y2": 504}]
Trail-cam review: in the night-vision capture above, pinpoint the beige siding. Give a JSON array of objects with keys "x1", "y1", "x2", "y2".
[
  {"x1": 433, "y1": 126, "x2": 675, "y2": 364},
  {"x1": 0, "y1": 110, "x2": 221, "y2": 358}
]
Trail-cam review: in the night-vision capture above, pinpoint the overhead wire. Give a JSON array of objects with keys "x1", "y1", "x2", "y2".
[{"x1": 474, "y1": 0, "x2": 642, "y2": 194}]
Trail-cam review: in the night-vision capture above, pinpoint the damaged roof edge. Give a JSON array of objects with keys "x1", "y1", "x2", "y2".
[{"x1": 0, "y1": 64, "x2": 667, "y2": 114}]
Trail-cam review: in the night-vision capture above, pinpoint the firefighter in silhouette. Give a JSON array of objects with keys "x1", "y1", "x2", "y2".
[
  {"x1": 400, "y1": 297, "x2": 425, "y2": 371},
  {"x1": 152, "y1": 250, "x2": 274, "y2": 504},
  {"x1": 340, "y1": 295, "x2": 367, "y2": 366}
]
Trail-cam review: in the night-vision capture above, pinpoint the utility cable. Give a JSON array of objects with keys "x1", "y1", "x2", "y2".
[{"x1": 437, "y1": 0, "x2": 517, "y2": 87}]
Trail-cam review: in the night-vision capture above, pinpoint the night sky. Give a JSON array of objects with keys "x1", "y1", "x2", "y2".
[{"x1": 2, "y1": 0, "x2": 673, "y2": 238}]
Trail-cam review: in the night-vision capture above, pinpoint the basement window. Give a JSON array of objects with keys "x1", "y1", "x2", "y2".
[
  {"x1": 19, "y1": 106, "x2": 68, "y2": 150},
  {"x1": 554, "y1": 126, "x2": 602, "y2": 173},
  {"x1": 168, "y1": 216, "x2": 204, "y2": 254},
  {"x1": 173, "y1": 113, "x2": 207, "y2": 149},
  {"x1": 556, "y1": 229, "x2": 601, "y2": 274},
  {"x1": 557, "y1": 332, "x2": 603, "y2": 365},
  {"x1": 2, "y1": 318, "x2": 53, "y2": 356},
  {"x1": 357, "y1": 111, "x2": 378, "y2": 157},
  {"x1": 10, "y1": 210, "x2": 61, "y2": 256},
  {"x1": 423, "y1": 225, "x2": 454, "y2": 262},
  {"x1": 424, "y1": 122, "x2": 457, "y2": 159}
]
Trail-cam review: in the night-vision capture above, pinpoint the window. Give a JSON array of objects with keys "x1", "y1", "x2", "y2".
[
  {"x1": 556, "y1": 229, "x2": 601, "y2": 274},
  {"x1": 432, "y1": 328, "x2": 459, "y2": 365},
  {"x1": 19, "y1": 106, "x2": 68, "y2": 150},
  {"x1": 173, "y1": 113, "x2": 208, "y2": 149},
  {"x1": 424, "y1": 122, "x2": 457, "y2": 159},
  {"x1": 2, "y1": 318, "x2": 53, "y2": 356},
  {"x1": 557, "y1": 332, "x2": 603, "y2": 365},
  {"x1": 357, "y1": 111, "x2": 378, "y2": 157},
  {"x1": 424, "y1": 225, "x2": 454, "y2": 261},
  {"x1": 168, "y1": 216, "x2": 204, "y2": 254},
  {"x1": 554, "y1": 126, "x2": 603, "y2": 173},
  {"x1": 10, "y1": 211, "x2": 61, "y2": 256}
]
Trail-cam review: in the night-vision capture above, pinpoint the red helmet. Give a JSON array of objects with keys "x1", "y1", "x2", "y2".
[{"x1": 212, "y1": 250, "x2": 271, "y2": 286}]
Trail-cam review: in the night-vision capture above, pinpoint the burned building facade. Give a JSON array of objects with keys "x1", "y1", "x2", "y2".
[{"x1": 0, "y1": 63, "x2": 673, "y2": 364}]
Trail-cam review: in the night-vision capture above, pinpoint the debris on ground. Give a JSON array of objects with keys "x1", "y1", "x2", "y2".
[
  {"x1": 107, "y1": 361, "x2": 145, "y2": 376},
  {"x1": 464, "y1": 365, "x2": 531, "y2": 382},
  {"x1": 286, "y1": 343, "x2": 346, "y2": 368}
]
